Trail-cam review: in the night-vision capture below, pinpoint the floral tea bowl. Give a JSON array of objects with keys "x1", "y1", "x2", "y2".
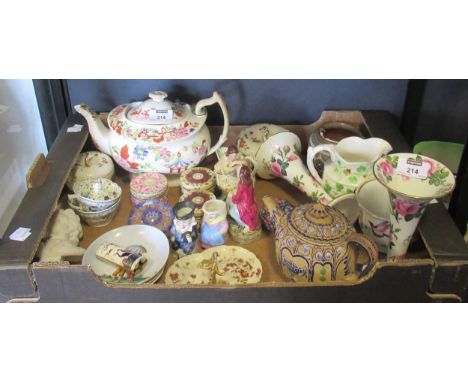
[
  {"x1": 374, "y1": 153, "x2": 455, "y2": 259},
  {"x1": 68, "y1": 194, "x2": 120, "y2": 227},
  {"x1": 72, "y1": 178, "x2": 122, "y2": 211}
]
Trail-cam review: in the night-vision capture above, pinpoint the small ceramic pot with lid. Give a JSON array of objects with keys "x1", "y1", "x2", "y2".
[
  {"x1": 180, "y1": 167, "x2": 216, "y2": 196},
  {"x1": 130, "y1": 172, "x2": 168, "y2": 206},
  {"x1": 67, "y1": 151, "x2": 114, "y2": 191}
]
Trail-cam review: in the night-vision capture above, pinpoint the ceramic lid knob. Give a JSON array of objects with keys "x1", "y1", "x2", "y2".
[
  {"x1": 309, "y1": 203, "x2": 329, "y2": 219},
  {"x1": 305, "y1": 203, "x2": 333, "y2": 225},
  {"x1": 148, "y1": 91, "x2": 168, "y2": 103}
]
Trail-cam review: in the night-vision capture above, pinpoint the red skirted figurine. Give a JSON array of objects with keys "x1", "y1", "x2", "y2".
[{"x1": 227, "y1": 165, "x2": 262, "y2": 243}]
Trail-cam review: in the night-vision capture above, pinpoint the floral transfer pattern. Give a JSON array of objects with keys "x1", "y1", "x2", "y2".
[
  {"x1": 111, "y1": 138, "x2": 208, "y2": 174},
  {"x1": 332, "y1": 160, "x2": 371, "y2": 185},
  {"x1": 376, "y1": 154, "x2": 451, "y2": 189},
  {"x1": 133, "y1": 145, "x2": 149, "y2": 160},
  {"x1": 184, "y1": 168, "x2": 213, "y2": 184},
  {"x1": 108, "y1": 105, "x2": 201, "y2": 144},
  {"x1": 269, "y1": 144, "x2": 298, "y2": 178},
  {"x1": 237, "y1": 125, "x2": 295, "y2": 159},
  {"x1": 128, "y1": 200, "x2": 174, "y2": 236},
  {"x1": 374, "y1": 154, "x2": 455, "y2": 258},
  {"x1": 388, "y1": 193, "x2": 428, "y2": 252},
  {"x1": 130, "y1": 172, "x2": 167, "y2": 197},
  {"x1": 358, "y1": 214, "x2": 390, "y2": 253},
  {"x1": 323, "y1": 180, "x2": 354, "y2": 199},
  {"x1": 390, "y1": 193, "x2": 427, "y2": 223},
  {"x1": 261, "y1": 144, "x2": 330, "y2": 204}
]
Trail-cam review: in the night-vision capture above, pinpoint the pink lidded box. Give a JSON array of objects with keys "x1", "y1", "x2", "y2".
[{"x1": 130, "y1": 172, "x2": 168, "y2": 206}]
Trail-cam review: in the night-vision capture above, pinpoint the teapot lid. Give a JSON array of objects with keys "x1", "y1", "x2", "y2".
[
  {"x1": 127, "y1": 91, "x2": 185, "y2": 124},
  {"x1": 287, "y1": 203, "x2": 351, "y2": 243}
]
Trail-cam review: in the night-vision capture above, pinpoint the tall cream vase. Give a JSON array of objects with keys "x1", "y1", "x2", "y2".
[{"x1": 374, "y1": 153, "x2": 455, "y2": 259}]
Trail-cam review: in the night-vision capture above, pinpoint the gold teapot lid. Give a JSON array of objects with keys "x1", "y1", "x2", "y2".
[{"x1": 287, "y1": 203, "x2": 351, "y2": 243}]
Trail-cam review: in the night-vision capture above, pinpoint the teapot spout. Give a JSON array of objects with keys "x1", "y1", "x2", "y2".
[
  {"x1": 262, "y1": 195, "x2": 279, "y2": 217},
  {"x1": 261, "y1": 195, "x2": 285, "y2": 231},
  {"x1": 74, "y1": 104, "x2": 111, "y2": 156}
]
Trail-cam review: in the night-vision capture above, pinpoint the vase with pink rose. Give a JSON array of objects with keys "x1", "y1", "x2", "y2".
[
  {"x1": 237, "y1": 123, "x2": 333, "y2": 203},
  {"x1": 374, "y1": 153, "x2": 455, "y2": 259}
]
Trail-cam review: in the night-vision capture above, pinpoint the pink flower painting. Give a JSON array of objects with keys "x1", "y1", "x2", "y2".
[
  {"x1": 374, "y1": 221, "x2": 390, "y2": 235},
  {"x1": 422, "y1": 159, "x2": 436, "y2": 176},
  {"x1": 270, "y1": 162, "x2": 283, "y2": 177},
  {"x1": 379, "y1": 161, "x2": 394, "y2": 177},
  {"x1": 394, "y1": 198, "x2": 419, "y2": 217}
]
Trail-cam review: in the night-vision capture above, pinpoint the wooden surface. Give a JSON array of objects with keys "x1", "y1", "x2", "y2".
[{"x1": 78, "y1": 168, "x2": 368, "y2": 285}]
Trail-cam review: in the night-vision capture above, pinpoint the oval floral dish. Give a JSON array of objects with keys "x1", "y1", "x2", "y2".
[{"x1": 165, "y1": 245, "x2": 262, "y2": 285}]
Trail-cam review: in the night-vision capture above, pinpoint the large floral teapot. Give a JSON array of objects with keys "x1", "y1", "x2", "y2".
[{"x1": 75, "y1": 91, "x2": 229, "y2": 179}]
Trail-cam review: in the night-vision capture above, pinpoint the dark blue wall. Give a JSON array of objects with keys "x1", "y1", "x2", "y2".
[
  {"x1": 67, "y1": 79, "x2": 409, "y2": 126},
  {"x1": 414, "y1": 80, "x2": 468, "y2": 144}
]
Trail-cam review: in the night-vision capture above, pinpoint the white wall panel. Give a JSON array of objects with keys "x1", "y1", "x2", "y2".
[{"x1": 0, "y1": 79, "x2": 47, "y2": 237}]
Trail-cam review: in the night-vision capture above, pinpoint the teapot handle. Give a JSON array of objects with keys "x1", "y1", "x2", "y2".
[
  {"x1": 306, "y1": 144, "x2": 335, "y2": 183},
  {"x1": 195, "y1": 91, "x2": 230, "y2": 157},
  {"x1": 347, "y1": 232, "x2": 379, "y2": 279}
]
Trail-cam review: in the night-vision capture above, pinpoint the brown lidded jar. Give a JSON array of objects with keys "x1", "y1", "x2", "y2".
[{"x1": 180, "y1": 167, "x2": 216, "y2": 196}]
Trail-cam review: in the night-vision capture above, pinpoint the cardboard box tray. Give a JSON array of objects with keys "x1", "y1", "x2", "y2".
[{"x1": 1, "y1": 111, "x2": 467, "y2": 302}]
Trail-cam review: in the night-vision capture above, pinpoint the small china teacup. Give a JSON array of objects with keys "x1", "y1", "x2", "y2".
[{"x1": 72, "y1": 178, "x2": 122, "y2": 211}]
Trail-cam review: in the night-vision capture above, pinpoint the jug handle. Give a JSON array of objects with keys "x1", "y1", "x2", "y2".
[
  {"x1": 306, "y1": 144, "x2": 335, "y2": 183},
  {"x1": 347, "y1": 232, "x2": 379, "y2": 279},
  {"x1": 195, "y1": 91, "x2": 230, "y2": 157}
]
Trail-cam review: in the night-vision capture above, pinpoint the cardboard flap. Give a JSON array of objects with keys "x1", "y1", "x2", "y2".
[
  {"x1": 0, "y1": 266, "x2": 37, "y2": 302},
  {"x1": 0, "y1": 114, "x2": 88, "y2": 299}
]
